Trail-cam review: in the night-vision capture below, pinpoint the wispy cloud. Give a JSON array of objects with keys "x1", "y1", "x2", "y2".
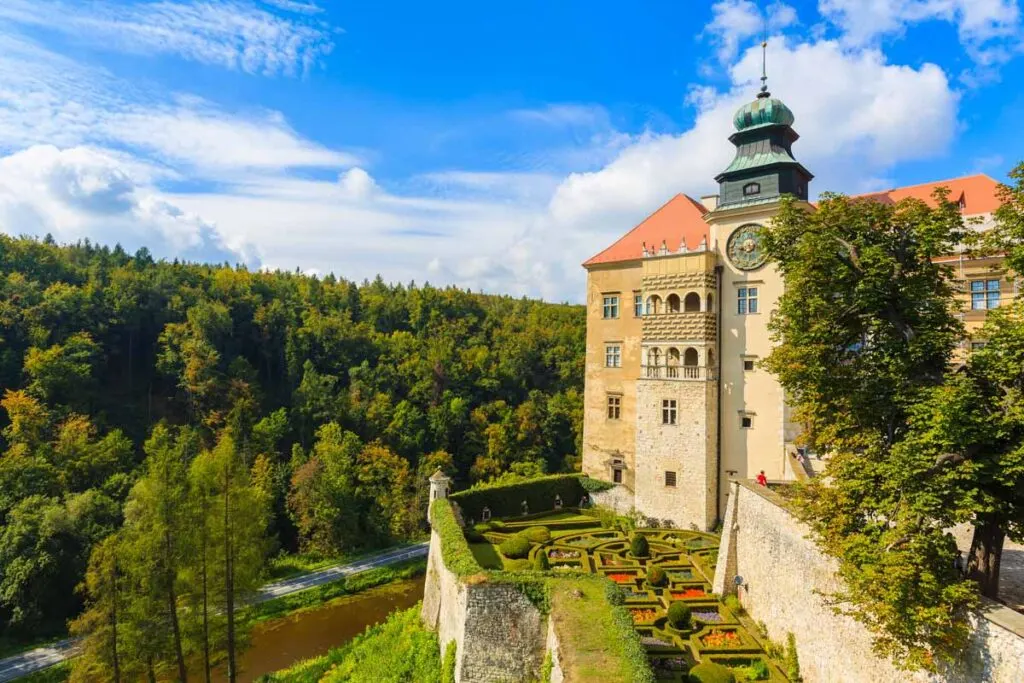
[{"x1": 0, "y1": 0, "x2": 335, "y2": 76}]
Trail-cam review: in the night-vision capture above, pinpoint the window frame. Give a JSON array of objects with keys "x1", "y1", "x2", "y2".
[
  {"x1": 664, "y1": 471, "x2": 677, "y2": 487},
  {"x1": 633, "y1": 291, "x2": 643, "y2": 317},
  {"x1": 661, "y1": 399, "x2": 677, "y2": 426},
  {"x1": 607, "y1": 395, "x2": 621, "y2": 420},
  {"x1": 602, "y1": 294, "x2": 620, "y2": 319},
  {"x1": 737, "y1": 286, "x2": 759, "y2": 315},
  {"x1": 742, "y1": 182, "x2": 761, "y2": 197},
  {"x1": 970, "y1": 279, "x2": 1000, "y2": 311},
  {"x1": 605, "y1": 344, "x2": 622, "y2": 368}
]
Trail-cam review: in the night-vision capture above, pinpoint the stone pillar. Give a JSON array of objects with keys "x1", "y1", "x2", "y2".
[{"x1": 428, "y1": 469, "x2": 451, "y2": 522}]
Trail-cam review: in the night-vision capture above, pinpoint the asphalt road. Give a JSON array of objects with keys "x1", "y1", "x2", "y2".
[{"x1": 0, "y1": 542, "x2": 429, "y2": 682}]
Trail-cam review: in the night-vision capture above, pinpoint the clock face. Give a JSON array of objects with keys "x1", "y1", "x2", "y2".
[{"x1": 727, "y1": 224, "x2": 767, "y2": 271}]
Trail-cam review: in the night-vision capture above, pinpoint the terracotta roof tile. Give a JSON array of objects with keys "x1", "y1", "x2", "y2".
[
  {"x1": 851, "y1": 174, "x2": 1002, "y2": 215},
  {"x1": 582, "y1": 194, "x2": 710, "y2": 267}
]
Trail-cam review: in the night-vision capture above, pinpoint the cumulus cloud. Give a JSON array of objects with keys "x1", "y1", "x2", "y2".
[
  {"x1": 0, "y1": 145, "x2": 248, "y2": 264},
  {"x1": 0, "y1": 0, "x2": 334, "y2": 76},
  {"x1": 702, "y1": 1, "x2": 799, "y2": 62},
  {"x1": 819, "y1": 0, "x2": 1021, "y2": 68}
]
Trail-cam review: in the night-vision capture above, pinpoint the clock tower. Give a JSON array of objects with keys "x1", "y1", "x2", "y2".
[{"x1": 704, "y1": 56, "x2": 814, "y2": 515}]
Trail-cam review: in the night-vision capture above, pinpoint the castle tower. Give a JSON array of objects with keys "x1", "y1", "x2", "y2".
[{"x1": 428, "y1": 469, "x2": 451, "y2": 522}]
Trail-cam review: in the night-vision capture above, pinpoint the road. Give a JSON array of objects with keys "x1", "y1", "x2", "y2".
[{"x1": 0, "y1": 542, "x2": 429, "y2": 682}]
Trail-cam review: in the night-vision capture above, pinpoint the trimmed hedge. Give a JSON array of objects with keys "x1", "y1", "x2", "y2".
[
  {"x1": 525, "y1": 526, "x2": 552, "y2": 543},
  {"x1": 500, "y1": 533, "x2": 532, "y2": 559},
  {"x1": 534, "y1": 552, "x2": 550, "y2": 571},
  {"x1": 430, "y1": 499, "x2": 483, "y2": 578},
  {"x1": 667, "y1": 601, "x2": 691, "y2": 629},
  {"x1": 630, "y1": 534, "x2": 650, "y2": 558},
  {"x1": 647, "y1": 566, "x2": 667, "y2": 588},
  {"x1": 580, "y1": 477, "x2": 615, "y2": 493},
  {"x1": 688, "y1": 662, "x2": 736, "y2": 683},
  {"x1": 450, "y1": 474, "x2": 589, "y2": 521}
]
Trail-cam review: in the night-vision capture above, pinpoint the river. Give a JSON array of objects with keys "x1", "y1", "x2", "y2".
[{"x1": 212, "y1": 575, "x2": 425, "y2": 682}]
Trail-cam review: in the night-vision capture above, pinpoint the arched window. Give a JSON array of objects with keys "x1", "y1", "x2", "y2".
[
  {"x1": 667, "y1": 348, "x2": 680, "y2": 365},
  {"x1": 646, "y1": 295, "x2": 661, "y2": 315},
  {"x1": 683, "y1": 348, "x2": 699, "y2": 366},
  {"x1": 684, "y1": 292, "x2": 701, "y2": 312},
  {"x1": 648, "y1": 347, "x2": 662, "y2": 366},
  {"x1": 743, "y1": 182, "x2": 761, "y2": 196},
  {"x1": 666, "y1": 293, "x2": 681, "y2": 313},
  {"x1": 706, "y1": 293, "x2": 715, "y2": 312}
]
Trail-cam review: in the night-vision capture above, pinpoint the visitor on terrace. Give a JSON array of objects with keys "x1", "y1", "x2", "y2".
[{"x1": 756, "y1": 470, "x2": 768, "y2": 487}]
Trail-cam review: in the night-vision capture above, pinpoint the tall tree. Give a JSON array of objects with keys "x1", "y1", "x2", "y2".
[
  {"x1": 70, "y1": 534, "x2": 124, "y2": 683},
  {"x1": 762, "y1": 191, "x2": 973, "y2": 670},
  {"x1": 191, "y1": 433, "x2": 270, "y2": 683}
]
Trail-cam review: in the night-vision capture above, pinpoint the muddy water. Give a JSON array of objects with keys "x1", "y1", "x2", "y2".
[{"x1": 213, "y1": 576, "x2": 425, "y2": 682}]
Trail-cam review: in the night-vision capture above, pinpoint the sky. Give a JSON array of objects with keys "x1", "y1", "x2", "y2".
[{"x1": 0, "y1": 0, "x2": 1022, "y2": 303}]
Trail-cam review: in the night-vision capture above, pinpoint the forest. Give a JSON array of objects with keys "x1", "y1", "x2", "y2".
[{"x1": 0, "y1": 233, "x2": 585, "y2": 672}]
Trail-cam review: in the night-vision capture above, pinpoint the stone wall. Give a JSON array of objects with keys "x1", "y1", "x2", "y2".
[
  {"x1": 589, "y1": 484, "x2": 635, "y2": 514},
  {"x1": 713, "y1": 480, "x2": 1024, "y2": 683},
  {"x1": 635, "y1": 378, "x2": 717, "y2": 530},
  {"x1": 421, "y1": 528, "x2": 547, "y2": 683},
  {"x1": 546, "y1": 616, "x2": 565, "y2": 683}
]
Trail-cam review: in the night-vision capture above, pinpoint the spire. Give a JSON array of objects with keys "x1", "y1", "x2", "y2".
[{"x1": 758, "y1": 13, "x2": 770, "y2": 99}]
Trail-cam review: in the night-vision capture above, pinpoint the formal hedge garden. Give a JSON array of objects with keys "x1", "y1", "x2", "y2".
[
  {"x1": 450, "y1": 500, "x2": 791, "y2": 683},
  {"x1": 449, "y1": 473, "x2": 593, "y2": 521}
]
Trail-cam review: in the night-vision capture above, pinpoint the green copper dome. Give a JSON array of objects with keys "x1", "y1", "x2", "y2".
[{"x1": 733, "y1": 96, "x2": 795, "y2": 131}]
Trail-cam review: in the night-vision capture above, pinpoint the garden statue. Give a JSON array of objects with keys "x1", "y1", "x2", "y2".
[
  {"x1": 481, "y1": 506, "x2": 491, "y2": 522},
  {"x1": 554, "y1": 494, "x2": 563, "y2": 510},
  {"x1": 521, "y1": 500, "x2": 529, "y2": 515}
]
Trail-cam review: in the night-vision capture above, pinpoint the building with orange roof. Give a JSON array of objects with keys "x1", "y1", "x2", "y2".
[{"x1": 581, "y1": 79, "x2": 1007, "y2": 530}]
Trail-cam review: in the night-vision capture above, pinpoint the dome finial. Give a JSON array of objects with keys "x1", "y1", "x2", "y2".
[{"x1": 758, "y1": 12, "x2": 770, "y2": 99}]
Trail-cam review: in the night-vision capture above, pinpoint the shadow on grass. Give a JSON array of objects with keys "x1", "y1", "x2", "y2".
[{"x1": 469, "y1": 543, "x2": 504, "y2": 570}]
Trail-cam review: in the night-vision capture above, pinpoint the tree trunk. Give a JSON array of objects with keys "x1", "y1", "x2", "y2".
[
  {"x1": 166, "y1": 561, "x2": 188, "y2": 682},
  {"x1": 110, "y1": 577, "x2": 121, "y2": 683},
  {"x1": 967, "y1": 519, "x2": 1005, "y2": 599},
  {"x1": 224, "y1": 472, "x2": 236, "y2": 683},
  {"x1": 147, "y1": 655, "x2": 157, "y2": 683},
  {"x1": 201, "y1": 517, "x2": 211, "y2": 683}
]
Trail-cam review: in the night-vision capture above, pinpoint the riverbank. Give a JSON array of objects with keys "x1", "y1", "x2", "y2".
[{"x1": 0, "y1": 545, "x2": 427, "y2": 682}]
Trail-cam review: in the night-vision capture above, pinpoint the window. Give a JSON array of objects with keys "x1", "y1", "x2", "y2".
[
  {"x1": 662, "y1": 399, "x2": 677, "y2": 425},
  {"x1": 602, "y1": 294, "x2": 620, "y2": 318},
  {"x1": 737, "y1": 287, "x2": 759, "y2": 315},
  {"x1": 634, "y1": 292, "x2": 643, "y2": 317},
  {"x1": 665, "y1": 471, "x2": 677, "y2": 487},
  {"x1": 743, "y1": 359, "x2": 755, "y2": 371},
  {"x1": 971, "y1": 341, "x2": 987, "y2": 351},
  {"x1": 605, "y1": 344, "x2": 622, "y2": 368},
  {"x1": 970, "y1": 280, "x2": 1000, "y2": 310},
  {"x1": 613, "y1": 469, "x2": 622, "y2": 484},
  {"x1": 741, "y1": 415, "x2": 753, "y2": 429},
  {"x1": 743, "y1": 182, "x2": 761, "y2": 196},
  {"x1": 607, "y1": 395, "x2": 621, "y2": 420}
]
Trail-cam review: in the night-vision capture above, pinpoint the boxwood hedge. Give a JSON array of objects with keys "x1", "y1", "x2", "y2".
[
  {"x1": 450, "y1": 473, "x2": 591, "y2": 521},
  {"x1": 430, "y1": 499, "x2": 484, "y2": 578}
]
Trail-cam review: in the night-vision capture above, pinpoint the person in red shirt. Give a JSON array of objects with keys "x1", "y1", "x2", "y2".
[{"x1": 756, "y1": 470, "x2": 768, "y2": 487}]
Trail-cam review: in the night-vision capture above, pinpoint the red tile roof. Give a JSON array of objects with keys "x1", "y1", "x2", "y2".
[
  {"x1": 582, "y1": 194, "x2": 710, "y2": 267},
  {"x1": 852, "y1": 174, "x2": 1002, "y2": 215}
]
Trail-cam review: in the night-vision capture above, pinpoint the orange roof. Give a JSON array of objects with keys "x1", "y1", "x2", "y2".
[
  {"x1": 852, "y1": 174, "x2": 1002, "y2": 215},
  {"x1": 583, "y1": 194, "x2": 710, "y2": 267}
]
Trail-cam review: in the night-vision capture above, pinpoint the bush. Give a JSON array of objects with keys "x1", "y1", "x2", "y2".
[
  {"x1": 534, "y1": 551, "x2": 550, "y2": 571},
  {"x1": 749, "y1": 659, "x2": 770, "y2": 680},
  {"x1": 785, "y1": 633, "x2": 801, "y2": 682},
  {"x1": 441, "y1": 641, "x2": 456, "y2": 683},
  {"x1": 490, "y1": 519, "x2": 506, "y2": 531},
  {"x1": 723, "y1": 594, "x2": 743, "y2": 615},
  {"x1": 688, "y1": 662, "x2": 736, "y2": 683},
  {"x1": 499, "y1": 533, "x2": 531, "y2": 559},
  {"x1": 580, "y1": 476, "x2": 614, "y2": 493},
  {"x1": 604, "y1": 579, "x2": 625, "y2": 606},
  {"x1": 464, "y1": 528, "x2": 484, "y2": 543},
  {"x1": 449, "y1": 474, "x2": 588, "y2": 520},
  {"x1": 431, "y1": 500, "x2": 483, "y2": 577},
  {"x1": 647, "y1": 565, "x2": 667, "y2": 587},
  {"x1": 526, "y1": 526, "x2": 551, "y2": 543},
  {"x1": 667, "y1": 601, "x2": 691, "y2": 629},
  {"x1": 630, "y1": 533, "x2": 650, "y2": 558}
]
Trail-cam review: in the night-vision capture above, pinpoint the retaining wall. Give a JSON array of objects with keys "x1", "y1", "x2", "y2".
[{"x1": 713, "y1": 480, "x2": 1024, "y2": 683}]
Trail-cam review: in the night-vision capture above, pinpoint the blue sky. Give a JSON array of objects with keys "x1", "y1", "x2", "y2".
[{"x1": 0, "y1": 0, "x2": 1022, "y2": 301}]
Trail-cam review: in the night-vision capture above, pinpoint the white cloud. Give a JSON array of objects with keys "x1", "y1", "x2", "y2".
[
  {"x1": 703, "y1": 1, "x2": 799, "y2": 62},
  {"x1": 0, "y1": 145, "x2": 248, "y2": 263},
  {"x1": 819, "y1": 0, "x2": 1021, "y2": 67},
  {"x1": 0, "y1": 0, "x2": 334, "y2": 76}
]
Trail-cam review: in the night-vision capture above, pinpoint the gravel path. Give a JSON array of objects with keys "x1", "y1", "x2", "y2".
[{"x1": 0, "y1": 542, "x2": 428, "y2": 682}]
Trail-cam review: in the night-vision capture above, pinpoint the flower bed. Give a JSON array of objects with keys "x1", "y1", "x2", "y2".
[
  {"x1": 701, "y1": 628, "x2": 742, "y2": 649},
  {"x1": 630, "y1": 608, "x2": 659, "y2": 624},
  {"x1": 549, "y1": 549, "x2": 580, "y2": 560},
  {"x1": 691, "y1": 610, "x2": 723, "y2": 624},
  {"x1": 608, "y1": 573, "x2": 637, "y2": 584},
  {"x1": 671, "y1": 588, "x2": 706, "y2": 600}
]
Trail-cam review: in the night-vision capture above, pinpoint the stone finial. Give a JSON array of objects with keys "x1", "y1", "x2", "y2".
[
  {"x1": 641, "y1": 241, "x2": 649, "y2": 257},
  {"x1": 659, "y1": 240, "x2": 668, "y2": 255},
  {"x1": 698, "y1": 236, "x2": 708, "y2": 251},
  {"x1": 678, "y1": 239, "x2": 689, "y2": 254}
]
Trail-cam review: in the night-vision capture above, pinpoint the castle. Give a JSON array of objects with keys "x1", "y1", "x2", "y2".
[{"x1": 580, "y1": 76, "x2": 1007, "y2": 531}]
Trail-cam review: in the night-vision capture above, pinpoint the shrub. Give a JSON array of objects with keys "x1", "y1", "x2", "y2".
[
  {"x1": 490, "y1": 519, "x2": 507, "y2": 530},
  {"x1": 749, "y1": 659, "x2": 770, "y2": 680},
  {"x1": 441, "y1": 640, "x2": 457, "y2": 683},
  {"x1": 604, "y1": 579, "x2": 625, "y2": 606},
  {"x1": 431, "y1": 500, "x2": 483, "y2": 577},
  {"x1": 449, "y1": 474, "x2": 588, "y2": 520},
  {"x1": 630, "y1": 533, "x2": 650, "y2": 558},
  {"x1": 580, "y1": 476, "x2": 614, "y2": 493},
  {"x1": 785, "y1": 633, "x2": 801, "y2": 682},
  {"x1": 499, "y1": 533, "x2": 531, "y2": 559},
  {"x1": 534, "y1": 551, "x2": 550, "y2": 571},
  {"x1": 464, "y1": 528, "x2": 484, "y2": 543},
  {"x1": 667, "y1": 601, "x2": 691, "y2": 629},
  {"x1": 723, "y1": 594, "x2": 743, "y2": 614},
  {"x1": 688, "y1": 662, "x2": 736, "y2": 683},
  {"x1": 526, "y1": 526, "x2": 551, "y2": 543},
  {"x1": 647, "y1": 565, "x2": 667, "y2": 587}
]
